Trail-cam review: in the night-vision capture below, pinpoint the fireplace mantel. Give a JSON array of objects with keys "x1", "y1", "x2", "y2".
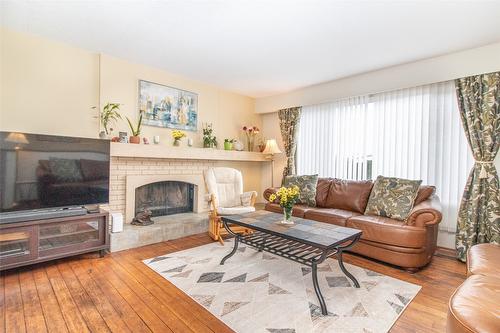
[{"x1": 110, "y1": 142, "x2": 269, "y2": 162}]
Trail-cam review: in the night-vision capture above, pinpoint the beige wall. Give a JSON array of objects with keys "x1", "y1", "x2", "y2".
[
  {"x1": 1, "y1": 28, "x2": 266, "y2": 199},
  {"x1": 1, "y1": 29, "x2": 100, "y2": 137},
  {"x1": 99, "y1": 54, "x2": 261, "y2": 145}
]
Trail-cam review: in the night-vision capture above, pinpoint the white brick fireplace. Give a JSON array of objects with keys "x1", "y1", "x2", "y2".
[{"x1": 106, "y1": 143, "x2": 268, "y2": 251}]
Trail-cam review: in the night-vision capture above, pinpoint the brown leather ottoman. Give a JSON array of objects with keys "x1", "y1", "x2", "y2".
[
  {"x1": 447, "y1": 274, "x2": 500, "y2": 333},
  {"x1": 447, "y1": 243, "x2": 500, "y2": 333},
  {"x1": 466, "y1": 243, "x2": 500, "y2": 277}
]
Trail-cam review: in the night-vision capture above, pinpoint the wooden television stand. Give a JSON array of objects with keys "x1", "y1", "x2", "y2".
[{"x1": 0, "y1": 211, "x2": 109, "y2": 271}]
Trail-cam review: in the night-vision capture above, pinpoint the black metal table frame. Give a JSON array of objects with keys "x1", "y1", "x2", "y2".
[{"x1": 219, "y1": 218, "x2": 361, "y2": 315}]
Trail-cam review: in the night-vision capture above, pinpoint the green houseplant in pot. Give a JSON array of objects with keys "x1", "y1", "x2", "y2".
[
  {"x1": 126, "y1": 113, "x2": 143, "y2": 144},
  {"x1": 99, "y1": 103, "x2": 122, "y2": 138},
  {"x1": 202, "y1": 123, "x2": 217, "y2": 148},
  {"x1": 224, "y1": 139, "x2": 234, "y2": 150}
]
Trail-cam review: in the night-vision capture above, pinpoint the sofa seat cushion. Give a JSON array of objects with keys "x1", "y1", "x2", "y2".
[
  {"x1": 265, "y1": 203, "x2": 310, "y2": 218},
  {"x1": 447, "y1": 274, "x2": 500, "y2": 333},
  {"x1": 467, "y1": 243, "x2": 500, "y2": 277},
  {"x1": 346, "y1": 215, "x2": 426, "y2": 248},
  {"x1": 304, "y1": 208, "x2": 361, "y2": 227},
  {"x1": 325, "y1": 179, "x2": 373, "y2": 213}
]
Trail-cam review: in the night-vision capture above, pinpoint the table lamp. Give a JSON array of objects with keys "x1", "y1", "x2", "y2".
[{"x1": 262, "y1": 139, "x2": 282, "y2": 187}]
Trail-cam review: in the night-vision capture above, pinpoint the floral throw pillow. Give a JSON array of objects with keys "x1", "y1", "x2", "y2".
[
  {"x1": 283, "y1": 174, "x2": 319, "y2": 207},
  {"x1": 364, "y1": 176, "x2": 422, "y2": 220}
]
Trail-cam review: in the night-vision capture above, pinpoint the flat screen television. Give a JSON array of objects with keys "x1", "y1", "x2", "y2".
[{"x1": 0, "y1": 132, "x2": 110, "y2": 215}]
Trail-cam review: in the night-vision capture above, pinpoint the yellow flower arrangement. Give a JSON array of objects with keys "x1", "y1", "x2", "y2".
[
  {"x1": 269, "y1": 185, "x2": 300, "y2": 223},
  {"x1": 269, "y1": 185, "x2": 300, "y2": 207},
  {"x1": 172, "y1": 130, "x2": 186, "y2": 140}
]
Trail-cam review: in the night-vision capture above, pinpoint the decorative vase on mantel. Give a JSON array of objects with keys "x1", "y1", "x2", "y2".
[
  {"x1": 247, "y1": 137, "x2": 254, "y2": 152},
  {"x1": 172, "y1": 130, "x2": 186, "y2": 147},
  {"x1": 129, "y1": 136, "x2": 140, "y2": 144},
  {"x1": 242, "y1": 125, "x2": 260, "y2": 152}
]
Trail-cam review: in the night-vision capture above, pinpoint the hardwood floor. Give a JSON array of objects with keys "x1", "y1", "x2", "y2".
[{"x1": 0, "y1": 233, "x2": 466, "y2": 333}]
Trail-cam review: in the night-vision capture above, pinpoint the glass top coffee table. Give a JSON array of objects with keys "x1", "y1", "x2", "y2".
[{"x1": 220, "y1": 210, "x2": 362, "y2": 315}]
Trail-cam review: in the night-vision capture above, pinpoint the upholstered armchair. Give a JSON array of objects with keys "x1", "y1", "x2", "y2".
[{"x1": 204, "y1": 167, "x2": 257, "y2": 244}]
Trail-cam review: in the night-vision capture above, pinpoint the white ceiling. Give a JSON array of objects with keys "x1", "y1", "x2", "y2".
[{"x1": 2, "y1": 0, "x2": 500, "y2": 98}]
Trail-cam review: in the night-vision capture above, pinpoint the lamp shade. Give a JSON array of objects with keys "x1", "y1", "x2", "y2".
[
  {"x1": 262, "y1": 139, "x2": 282, "y2": 154},
  {"x1": 5, "y1": 132, "x2": 29, "y2": 144}
]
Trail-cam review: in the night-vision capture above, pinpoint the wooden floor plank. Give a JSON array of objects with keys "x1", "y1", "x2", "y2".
[
  {"x1": 4, "y1": 271, "x2": 26, "y2": 333},
  {"x1": 44, "y1": 264, "x2": 90, "y2": 333},
  {"x1": 115, "y1": 241, "x2": 238, "y2": 333},
  {"x1": 113, "y1": 253, "x2": 226, "y2": 333},
  {"x1": 18, "y1": 269, "x2": 48, "y2": 333},
  {"x1": 2, "y1": 233, "x2": 466, "y2": 333},
  {"x1": 54, "y1": 262, "x2": 111, "y2": 333},
  {"x1": 31, "y1": 266, "x2": 69, "y2": 333},
  {"x1": 66, "y1": 259, "x2": 132, "y2": 333},
  {"x1": 102, "y1": 258, "x2": 198, "y2": 332},
  {"x1": 69, "y1": 259, "x2": 152, "y2": 333},
  {"x1": 0, "y1": 273, "x2": 5, "y2": 333},
  {"x1": 90, "y1": 260, "x2": 174, "y2": 333}
]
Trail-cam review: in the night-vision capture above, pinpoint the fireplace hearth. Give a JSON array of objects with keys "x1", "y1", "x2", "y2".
[{"x1": 135, "y1": 181, "x2": 194, "y2": 218}]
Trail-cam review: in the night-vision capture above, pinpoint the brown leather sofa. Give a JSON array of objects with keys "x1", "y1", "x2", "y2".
[
  {"x1": 264, "y1": 178, "x2": 442, "y2": 271},
  {"x1": 447, "y1": 243, "x2": 500, "y2": 333}
]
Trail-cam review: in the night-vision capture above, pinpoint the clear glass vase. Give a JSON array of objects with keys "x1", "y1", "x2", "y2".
[
  {"x1": 247, "y1": 137, "x2": 254, "y2": 151},
  {"x1": 282, "y1": 206, "x2": 293, "y2": 224}
]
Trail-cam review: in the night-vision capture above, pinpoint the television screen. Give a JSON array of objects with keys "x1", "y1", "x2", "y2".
[{"x1": 0, "y1": 132, "x2": 110, "y2": 213}]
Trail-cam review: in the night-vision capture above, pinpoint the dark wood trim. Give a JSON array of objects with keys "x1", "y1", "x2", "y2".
[{"x1": 436, "y1": 246, "x2": 457, "y2": 259}]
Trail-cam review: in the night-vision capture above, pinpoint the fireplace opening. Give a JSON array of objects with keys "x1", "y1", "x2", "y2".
[{"x1": 135, "y1": 181, "x2": 194, "y2": 217}]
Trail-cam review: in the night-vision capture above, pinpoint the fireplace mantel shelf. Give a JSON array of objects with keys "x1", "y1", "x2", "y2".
[{"x1": 110, "y1": 142, "x2": 270, "y2": 162}]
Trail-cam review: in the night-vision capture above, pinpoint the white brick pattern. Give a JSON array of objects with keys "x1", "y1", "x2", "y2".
[{"x1": 105, "y1": 157, "x2": 216, "y2": 223}]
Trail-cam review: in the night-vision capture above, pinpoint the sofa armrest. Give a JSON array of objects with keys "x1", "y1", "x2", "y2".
[
  {"x1": 241, "y1": 191, "x2": 257, "y2": 206},
  {"x1": 406, "y1": 195, "x2": 442, "y2": 227},
  {"x1": 263, "y1": 187, "x2": 280, "y2": 202}
]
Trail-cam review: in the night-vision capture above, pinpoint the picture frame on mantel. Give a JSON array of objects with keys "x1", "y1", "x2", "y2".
[{"x1": 138, "y1": 80, "x2": 198, "y2": 131}]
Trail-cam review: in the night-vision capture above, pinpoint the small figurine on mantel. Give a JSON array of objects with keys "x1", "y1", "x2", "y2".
[{"x1": 132, "y1": 206, "x2": 154, "y2": 226}]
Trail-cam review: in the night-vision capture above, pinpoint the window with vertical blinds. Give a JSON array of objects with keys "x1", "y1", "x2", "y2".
[{"x1": 296, "y1": 81, "x2": 474, "y2": 232}]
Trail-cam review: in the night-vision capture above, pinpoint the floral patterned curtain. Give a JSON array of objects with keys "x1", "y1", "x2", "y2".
[
  {"x1": 278, "y1": 107, "x2": 302, "y2": 184},
  {"x1": 455, "y1": 72, "x2": 500, "y2": 262}
]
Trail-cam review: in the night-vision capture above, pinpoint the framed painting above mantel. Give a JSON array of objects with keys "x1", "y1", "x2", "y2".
[{"x1": 138, "y1": 80, "x2": 198, "y2": 131}]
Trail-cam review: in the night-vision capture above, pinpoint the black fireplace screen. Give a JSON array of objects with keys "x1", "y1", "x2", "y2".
[{"x1": 135, "y1": 181, "x2": 194, "y2": 217}]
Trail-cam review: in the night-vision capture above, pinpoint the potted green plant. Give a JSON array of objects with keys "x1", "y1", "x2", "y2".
[
  {"x1": 224, "y1": 139, "x2": 234, "y2": 150},
  {"x1": 126, "y1": 113, "x2": 143, "y2": 144},
  {"x1": 202, "y1": 123, "x2": 218, "y2": 148},
  {"x1": 99, "y1": 103, "x2": 122, "y2": 138}
]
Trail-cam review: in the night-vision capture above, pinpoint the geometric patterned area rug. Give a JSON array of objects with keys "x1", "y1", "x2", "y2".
[{"x1": 144, "y1": 241, "x2": 421, "y2": 333}]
